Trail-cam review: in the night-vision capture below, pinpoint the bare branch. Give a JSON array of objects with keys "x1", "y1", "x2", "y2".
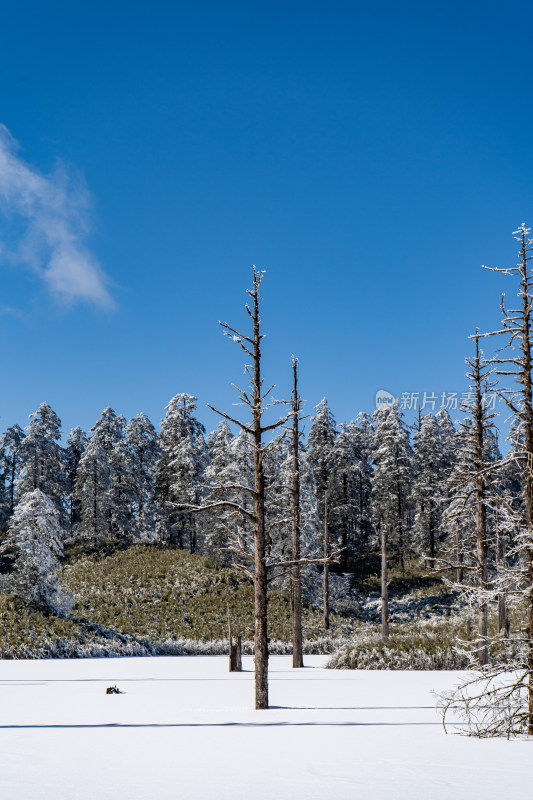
[{"x1": 207, "y1": 405, "x2": 253, "y2": 434}]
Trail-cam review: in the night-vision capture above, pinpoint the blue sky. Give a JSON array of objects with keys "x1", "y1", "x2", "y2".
[{"x1": 0, "y1": 0, "x2": 531, "y2": 439}]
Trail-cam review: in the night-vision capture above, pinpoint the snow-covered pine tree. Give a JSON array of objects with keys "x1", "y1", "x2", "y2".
[
  {"x1": 125, "y1": 413, "x2": 160, "y2": 541},
  {"x1": 308, "y1": 398, "x2": 337, "y2": 521},
  {"x1": 372, "y1": 402, "x2": 413, "y2": 572},
  {"x1": 17, "y1": 404, "x2": 66, "y2": 518},
  {"x1": 0, "y1": 489, "x2": 72, "y2": 614},
  {"x1": 109, "y1": 435, "x2": 137, "y2": 542},
  {"x1": 0, "y1": 457, "x2": 6, "y2": 533},
  {"x1": 0, "y1": 425, "x2": 26, "y2": 526},
  {"x1": 203, "y1": 421, "x2": 235, "y2": 557},
  {"x1": 64, "y1": 427, "x2": 87, "y2": 539},
  {"x1": 412, "y1": 413, "x2": 448, "y2": 568},
  {"x1": 350, "y1": 413, "x2": 374, "y2": 554},
  {"x1": 308, "y1": 398, "x2": 337, "y2": 627},
  {"x1": 436, "y1": 407, "x2": 458, "y2": 460},
  {"x1": 90, "y1": 407, "x2": 125, "y2": 455},
  {"x1": 372, "y1": 401, "x2": 413, "y2": 638},
  {"x1": 73, "y1": 436, "x2": 112, "y2": 546},
  {"x1": 327, "y1": 422, "x2": 365, "y2": 569},
  {"x1": 89, "y1": 408, "x2": 129, "y2": 542},
  {"x1": 205, "y1": 427, "x2": 255, "y2": 566},
  {"x1": 156, "y1": 394, "x2": 207, "y2": 551}
]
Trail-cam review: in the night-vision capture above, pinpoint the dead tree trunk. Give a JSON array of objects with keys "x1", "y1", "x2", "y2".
[
  {"x1": 472, "y1": 332, "x2": 489, "y2": 666},
  {"x1": 227, "y1": 605, "x2": 242, "y2": 672},
  {"x1": 249, "y1": 271, "x2": 269, "y2": 710},
  {"x1": 290, "y1": 357, "x2": 304, "y2": 668},
  {"x1": 496, "y1": 531, "x2": 509, "y2": 636}
]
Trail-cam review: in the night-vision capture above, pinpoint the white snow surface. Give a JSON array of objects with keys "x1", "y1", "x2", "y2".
[{"x1": 0, "y1": 655, "x2": 530, "y2": 799}]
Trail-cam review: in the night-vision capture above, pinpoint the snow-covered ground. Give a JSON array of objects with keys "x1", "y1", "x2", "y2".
[{"x1": 0, "y1": 655, "x2": 530, "y2": 799}]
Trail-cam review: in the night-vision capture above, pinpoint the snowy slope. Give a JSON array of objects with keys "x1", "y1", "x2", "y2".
[{"x1": 0, "y1": 655, "x2": 530, "y2": 799}]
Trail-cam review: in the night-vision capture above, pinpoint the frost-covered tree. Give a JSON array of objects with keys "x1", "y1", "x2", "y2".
[
  {"x1": 109, "y1": 436, "x2": 137, "y2": 541},
  {"x1": 203, "y1": 421, "x2": 235, "y2": 555},
  {"x1": 89, "y1": 408, "x2": 128, "y2": 542},
  {"x1": 156, "y1": 394, "x2": 207, "y2": 551},
  {"x1": 64, "y1": 427, "x2": 87, "y2": 538},
  {"x1": 17, "y1": 404, "x2": 66, "y2": 517},
  {"x1": 327, "y1": 422, "x2": 367, "y2": 569},
  {"x1": 73, "y1": 437, "x2": 112, "y2": 546},
  {"x1": 125, "y1": 413, "x2": 160, "y2": 541},
  {"x1": 205, "y1": 427, "x2": 255, "y2": 565},
  {"x1": 372, "y1": 402, "x2": 413, "y2": 572},
  {"x1": 0, "y1": 424, "x2": 25, "y2": 530},
  {"x1": 412, "y1": 413, "x2": 448, "y2": 568},
  {"x1": 0, "y1": 489, "x2": 72, "y2": 614},
  {"x1": 436, "y1": 408, "x2": 457, "y2": 462},
  {"x1": 308, "y1": 398, "x2": 337, "y2": 520},
  {"x1": 350, "y1": 413, "x2": 374, "y2": 553},
  {"x1": 372, "y1": 402, "x2": 413, "y2": 639},
  {"x1": 90, "y1": 407, "x2": 125, "y2": 455}
]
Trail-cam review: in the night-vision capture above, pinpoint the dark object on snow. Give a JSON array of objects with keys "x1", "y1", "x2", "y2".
[
  {"x1": 106, "y1": 685, "x2": 120, "y2": 694},
  {"x1": 229, "y1": 634, "x2": 242, "y2": 672},
  {"x1": 227, "y1": 604, "x2": 242, "y2": 672}
]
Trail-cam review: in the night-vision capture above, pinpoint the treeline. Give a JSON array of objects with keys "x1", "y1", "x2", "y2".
[{"x1": 0, "y1": 387, "x2": 520, "y2": 608}]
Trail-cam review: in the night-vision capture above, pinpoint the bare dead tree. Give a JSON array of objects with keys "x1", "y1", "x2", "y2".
[
  {"x1": 468, "y1": 331, "x2": 492, "y2": 665},
  {"x1": 440, "y1": 225, "x2": 533, "y2": 737},
  {"x1": 208, "y1": 267, "x2": 288, "y2": 708},
  {"x1": 480, "y1": 225, "x2": 533, "y2": 734},
  {"x1": 290, "y1": 357, "x2": 303, "y2": 668},
  {"x1": 177, "y1": 269, "x2": 337, "y2": 708}
]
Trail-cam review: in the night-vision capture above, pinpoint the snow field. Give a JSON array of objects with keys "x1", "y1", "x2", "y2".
[{"x1": 0, "y1": 655, "x2": 531, "y2": 799}]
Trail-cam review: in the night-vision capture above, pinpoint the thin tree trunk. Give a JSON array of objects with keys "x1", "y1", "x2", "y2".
[
  {"x1": 341, "y1": 472, "x2": 348, "y2": 570},
  {"x1": 358, "y1": 473, "x2": 365, "y2": 552},
  {"x1": 395, "y1": 447, "x2": 405, "y2": 574},
  {"x1": 471, "y1": 333, "x2": 489, "y2": 666},
  {"x1": 456, "y1": 527, "x2": 463, "y2": 584},
  {"x1": 10, "y1": 454, "x2": 15, "y2": 516},
  {"x1": 291, "y1": 358, "x2": 303, "y2": 668},
  {"x1": 428, "y1": 507, "x2": 435, "y2": 570},
  {"x1": 497, "y1": 533, "x2": 508, "y2": 636},
  {"x1": 323, "y1": 490, "x2": 329, "y2": 631},
  {"x1": 188, "y1": 512, "x2": 196, "y2": 554},
  {"x1": 381, "y1": 521, "x2": 389, "y2": 641}
]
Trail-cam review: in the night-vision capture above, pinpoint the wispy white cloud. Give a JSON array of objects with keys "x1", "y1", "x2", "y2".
[{"x1": 0, "y1": 125, "x2": 113, "y2": 307}]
